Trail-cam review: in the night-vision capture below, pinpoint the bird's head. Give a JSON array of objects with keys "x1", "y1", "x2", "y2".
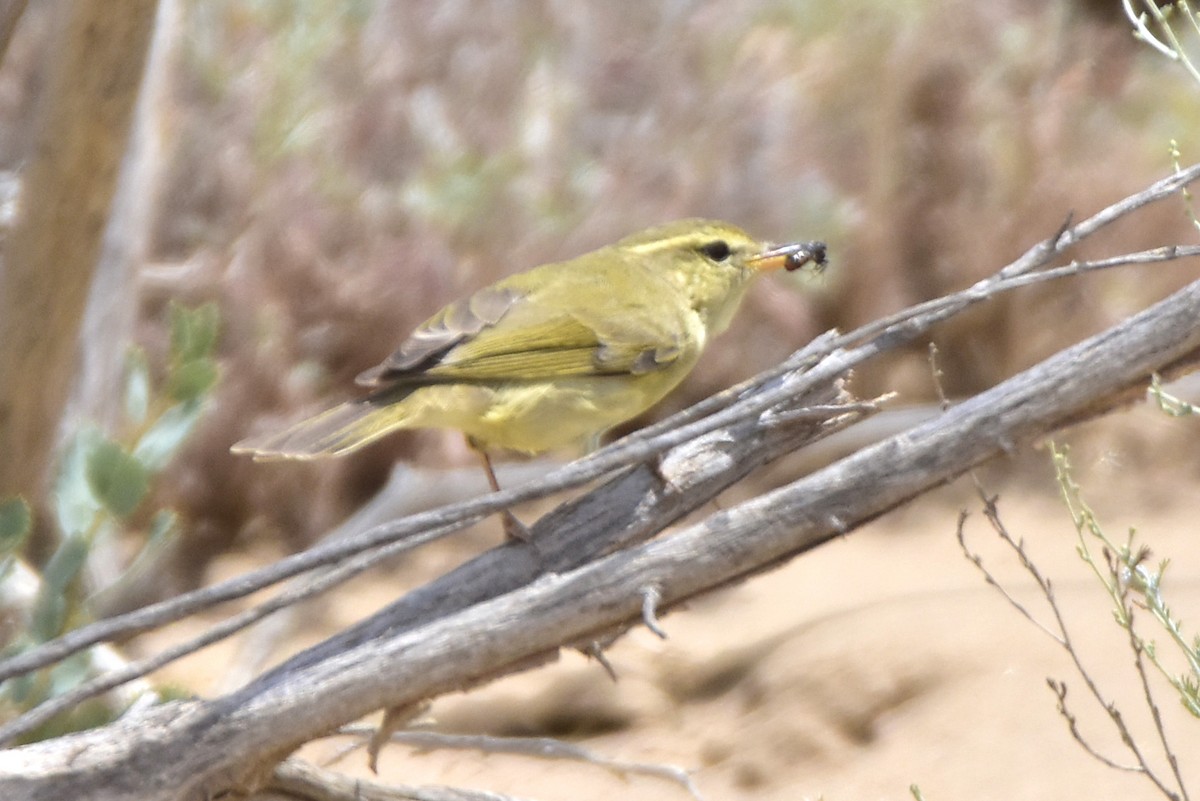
[{"x1": 615, "y1": 218, "x2": 827, "y2": 334}]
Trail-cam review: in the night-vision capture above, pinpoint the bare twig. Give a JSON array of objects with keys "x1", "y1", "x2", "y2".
[
  {"x1": 960, "y1": 476, "x2": 1187, "y2": 801},
  {"x1": 760, "y1": 394, "x2": 896, "y2": 426},
  {"x1": 955, "y1": 504, "x2": 1064, "y2": 645},
  {"x1": 1046, "y1": 678, "x2": 1140, "y2": 773},
  {"x1": 327, "y1": 727, "x2": 704, "y2": 801},
  {"x1": 0, "y1": 520, "x2": 474, "y2": 743},
  {"x1": 1126, "y1": 607, "x2": 1191, "y2": 801},
  {"x1": 270, "y1": 759, "x2": 533, "y2": 801},
  {"x1": 1124, "y1": 0, "x2": 1200, "y2": 87},
  {"x1": 640, "y1": 584, "x2": 668, "y2": 639}
]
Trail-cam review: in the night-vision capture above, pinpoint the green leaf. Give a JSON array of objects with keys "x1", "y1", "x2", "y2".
[
  {"x1": 0, "y1": 497, "x2": 31, "y2": 557},
  {"x1": 169, "y1": 302, "x2": 220, "y2": 364},
  {"x1": 41, "y1": 535, "x2": 90, "y2": 593},
  {"x1": 2, "y1": 669, "x2": 39, "y2": 707},
  {"x1": 48, "y1": 651, "x2": 94, "y2": 696},
  {"x1": 167, "y1": 359, "x2": 218, "y2": 404},
  {"x1": 165, "y1": 303, "x2": 221, "y2": 404},
  {"x1": 124, "y1": 347, "x2": 151, "y2": 426},
  {"x1": 53, "y1": 428, "x2": 104, "y2": 538},
  {"x1": 31, "y1": 535, "x2": 91, "y2": 641},
  {"x1": 133, "y1": 402, "x2": 204, "y2": 470},
  {"x1": 85, "y1": 439, "x2": 149, "y2": 520}
]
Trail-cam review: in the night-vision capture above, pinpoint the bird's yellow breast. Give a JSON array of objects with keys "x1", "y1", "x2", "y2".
[{"x1": 404, "y1": 348, "x2": 701, "y2": 454}]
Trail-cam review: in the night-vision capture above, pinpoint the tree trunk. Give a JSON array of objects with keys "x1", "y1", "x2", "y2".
[{"x1": 0, "y1": 0, "x2": 160, "y2": 503}]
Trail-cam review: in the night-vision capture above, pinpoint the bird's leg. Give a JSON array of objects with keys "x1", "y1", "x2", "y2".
[{"x1": 468, "y1": 437, "x2": 532, "y2": 542}]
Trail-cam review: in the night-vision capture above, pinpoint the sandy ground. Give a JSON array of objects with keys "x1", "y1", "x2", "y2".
[{"x1": 154, "y1": 418, "x2": 1200, "y2": 801}]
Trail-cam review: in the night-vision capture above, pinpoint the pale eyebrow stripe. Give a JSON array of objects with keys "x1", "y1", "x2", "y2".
[{"x1": 624, "y1": 234, "x2": 708, "y2": 254}]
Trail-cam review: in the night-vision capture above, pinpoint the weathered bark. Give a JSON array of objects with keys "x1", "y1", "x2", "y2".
[
  {"x1": 0, "y1": 0, "x2": 28, "y2": 68},
  {"x1": 1, "y1": 266, "x2": 1199, "y2": 801},
  {"x1": 0, "y1": 0, "x2": 159, "y2": 501},
  {"x1": 75, "y1": 0, "x2": 178, "y2": 433}
]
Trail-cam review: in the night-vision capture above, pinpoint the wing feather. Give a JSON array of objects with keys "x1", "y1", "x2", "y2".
[{"x1": 357, "y1": 257, "x2": 689, "y2": 387}]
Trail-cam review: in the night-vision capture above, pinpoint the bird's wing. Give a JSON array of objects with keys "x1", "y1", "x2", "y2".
[
  {"x1": 356, "y1": 279, "x2": 686, "y2": 387},
  {"x1": 356, "y1": 284, "x2": 524, "y2": 383}
]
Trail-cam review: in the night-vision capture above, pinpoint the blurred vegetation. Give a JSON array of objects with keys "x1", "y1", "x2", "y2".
[
  {"x1": 2, "y1": 0, "x2": 1199, "y2": 584},
  {"x1": 1056, "y1": 439, "x2": 1200, "y2": 723},
  {"x1": 0, "y1": 303, "x2": 219, "y2": 742}
]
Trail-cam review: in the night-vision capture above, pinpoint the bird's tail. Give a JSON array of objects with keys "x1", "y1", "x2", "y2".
[{"x1": 231, "y1": 388, "x2": 416, "y2": 460}]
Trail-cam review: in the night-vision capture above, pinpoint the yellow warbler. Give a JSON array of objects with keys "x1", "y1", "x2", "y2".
[{"x1": 233, "y1": 219, "x2": 825, "y2": 536}]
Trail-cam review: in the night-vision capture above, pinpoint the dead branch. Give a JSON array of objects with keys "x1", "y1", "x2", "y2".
[
  {"x1": 6, "y1": 163, "x2": 1199, "y2": 695},
  {"x1": 2, "y1": 165, "x2": 1200, "y2": 800}
]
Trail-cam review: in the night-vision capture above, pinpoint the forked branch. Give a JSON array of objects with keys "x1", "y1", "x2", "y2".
[{"x1": 2, "y1": 165, "x2": 1200, "y2": 801}]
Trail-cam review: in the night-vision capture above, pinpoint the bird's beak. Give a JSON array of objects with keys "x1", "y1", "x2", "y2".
[{"x1": 748, "y1": 241, "x2": 828, "y2": 273}]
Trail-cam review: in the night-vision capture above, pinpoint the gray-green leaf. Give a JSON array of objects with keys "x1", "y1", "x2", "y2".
[
  {"x1": 54, "y1": 429, "x2": 104, "y2": 538},
  {"x1": 167, "y1": 359, "x2": 218, "y2": 404},
  {"x1": 169, "y1": 302, "x2": 220, "y2": 364},
  {"x1": 86, "y1": 440, "x2": 149, "y2": 520},
  {"x1": 0, "y1": 497, "x2": 31, "y2": 557},
  {"x1": 133, "y1": 402, "x2": 203, "y2": 470},
  {"x1": 31, "y1": 535, "x2": 91, "y2": 641},
  {"x1": 124, "y1": 347, "x2": 151, "y2": 426}
]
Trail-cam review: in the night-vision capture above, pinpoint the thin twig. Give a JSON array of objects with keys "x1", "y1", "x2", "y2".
[
  {"x1": 0, "y1": 521, "x2": 473, "y2": 745},
  {"x1": 1046, "y1": 678, "x2": 1140, "y2": 772},
  {"x1": 759, "y1": 394, "x2": 895, "y2": 426},
  {"x1": 326, "y1": 727, "x2": 705, "y2": 801},
  {"x1": 270, "y1": 758, "x2": 533, "y2": 801},
  {"x1": 1125, "y1": 0, "x2": 1182, "y2": 59},
  {"x1": 1135, "y1": 0, "x2": 1200, "y2": 86},
  {"x1": 962, "y1": 477, "x2": 1186, "y2": 800},
  {"x1": 1127, "y1": 605, "x2": 1191, "y2": 801},
  {"x1": 955, "y1": 505, "x2": 1064, "y2": 645}
]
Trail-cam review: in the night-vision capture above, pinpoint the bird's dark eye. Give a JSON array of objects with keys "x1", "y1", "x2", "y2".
[{"x1": 699, "y1": 240, "x2": 731, "y2": 261}]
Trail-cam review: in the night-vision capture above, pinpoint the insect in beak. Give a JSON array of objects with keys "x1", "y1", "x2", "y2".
[{"x1": 749, "y1": 241, "x2": 828, "y2": 273}]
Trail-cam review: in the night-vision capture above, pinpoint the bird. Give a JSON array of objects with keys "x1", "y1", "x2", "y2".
[{"x1": 232, "y1": 218, "x2": 826, "y2": 539}]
